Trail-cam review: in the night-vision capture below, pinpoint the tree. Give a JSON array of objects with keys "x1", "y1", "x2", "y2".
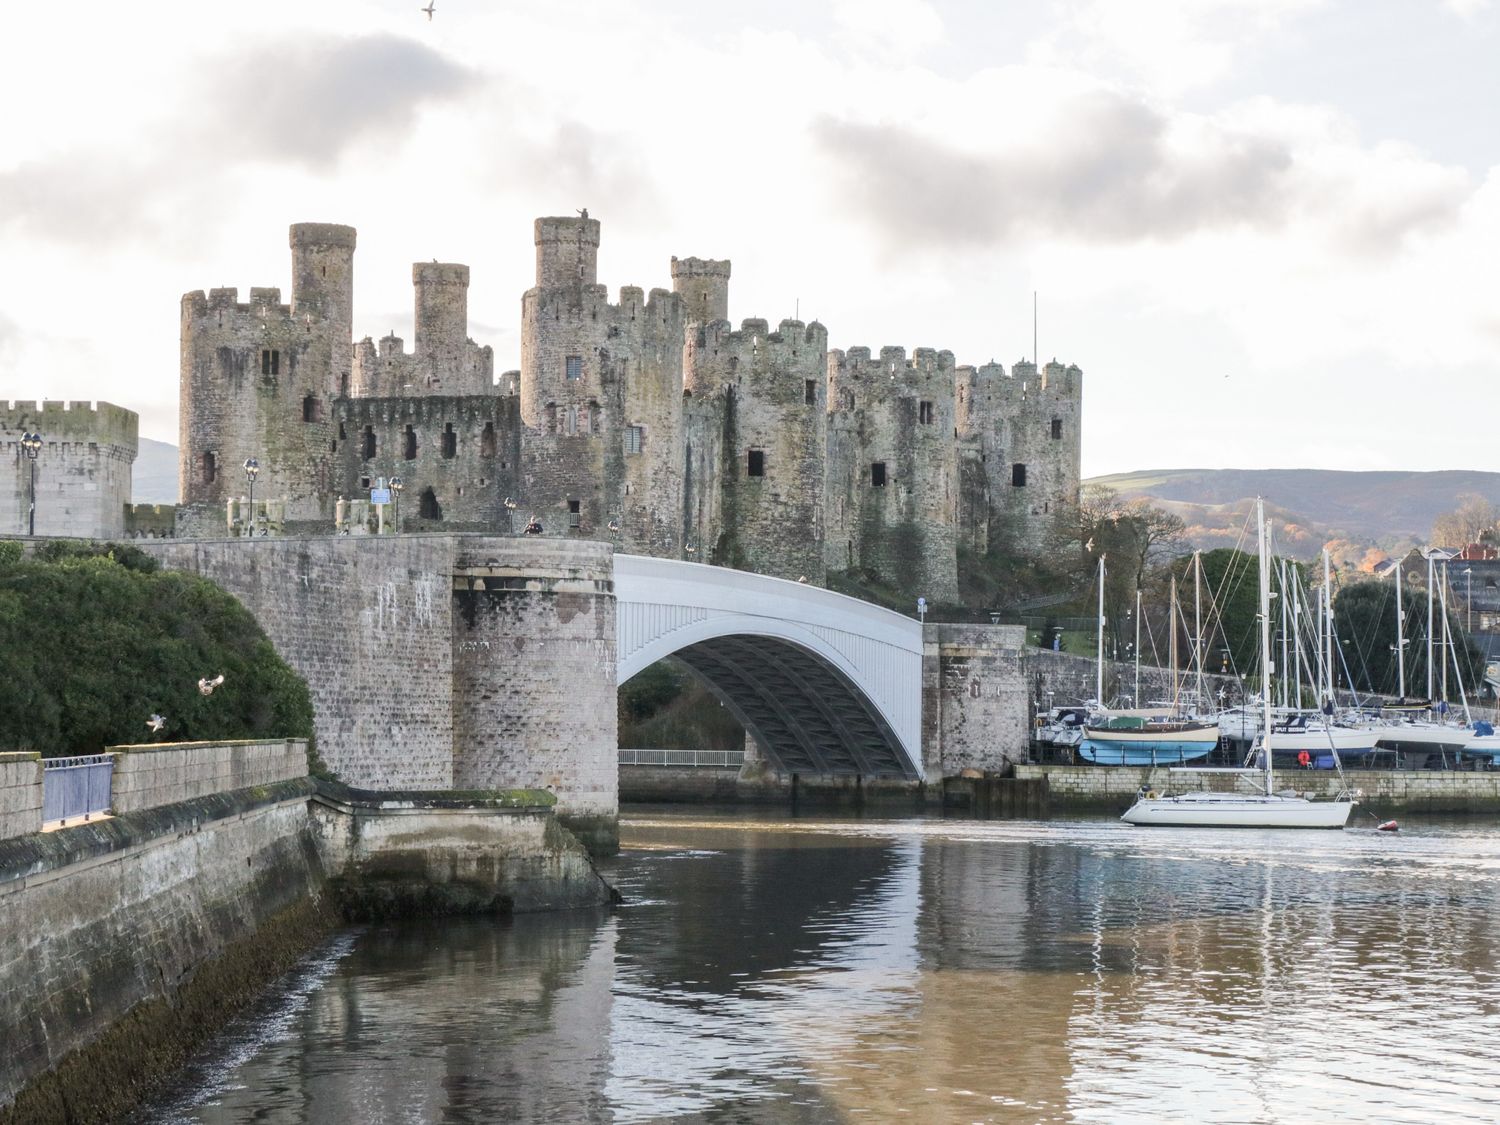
[
  {"x1": 0, "y1": 544, "x2": 314, "y2": 757},
  {"x1": 1334, "y1": 578, "x2": 1484, "y2": 700},
  {"x1": 1431, "y1": 493, "x2": 1500, "y2": 549}
]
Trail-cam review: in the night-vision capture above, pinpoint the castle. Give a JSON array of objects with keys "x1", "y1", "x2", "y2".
[
  {"x1": 173, "y1": 216, "x2": 1082, "y2": 600},
  {"x1": 1, "y1": 400, "x2": 138, "y2": 539}
]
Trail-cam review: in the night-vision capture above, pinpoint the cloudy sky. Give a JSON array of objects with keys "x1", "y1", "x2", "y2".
[{"x1": 1, "y1": 0, "x2": 1496, "y2": 477}]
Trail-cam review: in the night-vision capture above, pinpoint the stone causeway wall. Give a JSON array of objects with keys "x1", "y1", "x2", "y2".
[
  {"x1": 110, "y1": 739, "x2": 309, "y2": 815},
  {"x1": 0, "y1": 754, "x2": 42, "y2": 841}
]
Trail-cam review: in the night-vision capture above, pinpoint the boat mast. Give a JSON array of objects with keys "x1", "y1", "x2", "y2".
[
  {"x1": 1278, "y1": 557, "x2": 1290, "y2": 710},
  {"x1": 1193, "y1": 550, "x2": 1205, "y2": 711},
  {"x1": 1096, "y1": 554, "x2": 1106, "y2": 707},
  {"x1": 1323, "y1": 548, "x2": 1334, "y2": 706},
  {"x1": 1169, "y1": 573, "x2": 1179, "y2": 704},
  {"x1": 1134, "y1": 587, "x2": 1142, "y2": 706},
  {"x1": 1440, "y1": 562, "x2": 1450, "y2": 704},
  {"x1": 1395, "y1": 559, "x2": 1406, "y2": 699},
  {"x1": 1426, "y1": 549, "x2": 1436, "y2": 704},
  {"x1": 1257, "y1": 499, "x2": 1274, "y2": 797},
  {"x1": 1443, "y1": 595, "x2": 1473, "y2": 724}
]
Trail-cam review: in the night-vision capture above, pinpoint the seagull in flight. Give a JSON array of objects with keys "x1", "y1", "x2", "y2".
[
  {"x1": 146, "y1": 714, "x2": 166, "y2": 734},
  {"x1": 421, "y1": 2, "x2": 436, "y2": 20},
  {"x1": 198, "y1": 674, "x2": 225, "y2": 697}
]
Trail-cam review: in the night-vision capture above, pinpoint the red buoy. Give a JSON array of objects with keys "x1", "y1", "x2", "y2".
[{"x1": 1377, "y1": 820, "x2": 1399, "y2": 832}]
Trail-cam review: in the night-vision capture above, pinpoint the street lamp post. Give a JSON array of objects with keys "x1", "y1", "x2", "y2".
[
  {"x1": 19, "y1": 432, "x2": 42, "y2": 536},
  {"x1": 390, "y1": 476, "x2": 404, "y2": 532},
  {"x1": 243, "y1": 457, "x2": 260, "y2": 536}
]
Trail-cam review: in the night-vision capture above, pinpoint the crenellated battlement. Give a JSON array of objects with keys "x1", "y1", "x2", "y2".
[
  {"x1": 2, "y1": 399, "x2": 139, "y2": 448},
  {"x1": 183, "y1": 288, "x2": 294, "y2": 323},
  {"x1": 829, "y1": 345, "x2": 957, "y2": 401}
]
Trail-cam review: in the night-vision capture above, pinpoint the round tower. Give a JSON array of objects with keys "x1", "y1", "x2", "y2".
[
  {"x1": 670, "y1": 257, "x2": 731, "y2": 324},
  {"x1": 534, "y1": 215, "x2": 600, "y2": 290},
  {"x1": 413, "y1": 262, "x2": 469, "y2": 356},
  {"x1": 289, "y1": 223, "x2": 356, "y2": 395}
]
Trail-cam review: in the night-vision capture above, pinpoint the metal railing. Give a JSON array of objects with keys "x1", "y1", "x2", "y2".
[
  {"x1": 618, "y1": 749, "x2": 746, "y2": 769},
  {"x1": 42, "y1": 754, "x2": 114, "y2": 825}
]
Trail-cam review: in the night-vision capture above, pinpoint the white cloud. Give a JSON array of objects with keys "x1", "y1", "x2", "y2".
[
  {"x1": 830, "y1": 0, "x2": 944, "y2": 59},
  {"x1": 1443, "y1": 0, "x2": 1493, "y2": 19}
]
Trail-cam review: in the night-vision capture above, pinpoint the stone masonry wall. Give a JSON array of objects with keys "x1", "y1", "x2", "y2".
[
  {"x1": 0, "y1": 788, "x2": 328, "y2": 1112},
  {"x1": 451, "y1": 539, "x2": 617, "y2": 851},
  {"x1": 2, "y1": 401, "x2": 137, "y2": 539},
  {"x1": 109, "y1": 739, "x2": 308, "y2": 815},
  {"x1": 0, "y1": 754, "x2": 42, "y2": 841},
  {"x1": 922, "y1": 624, "x2": 1029, "y2": 778},
  {"x1": 1016, "y1": 763, "x2": 1500, "y2": 812},
  {"x1": 143, "y1": 536, "x2": 457, "y2": 789},
  {"x1": 1025, "y1": 647, "x2": 1241, "y2": 710}
]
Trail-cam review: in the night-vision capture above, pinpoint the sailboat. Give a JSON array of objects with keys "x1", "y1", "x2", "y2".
[
  {"x1": 1121, "y1": 499, "x2": 1356, "y2": 828},
  {"x1": 1375, "y1": 550, "x2": 1473, "y2": 759},
  {"x1": 1079, "y1": 555, "x2": 1219, "y2": 766}
]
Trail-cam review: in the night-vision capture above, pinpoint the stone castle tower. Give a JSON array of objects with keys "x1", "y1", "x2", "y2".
[
  {"x1": 176, "y1": 217, "x2": 1083, "y2": 603},
  {"x1": 2, "y1": 401, "x2": 138, "y2": 538}
]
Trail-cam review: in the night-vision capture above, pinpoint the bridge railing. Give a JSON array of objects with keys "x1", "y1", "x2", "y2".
[
  {"x1": 619, "y1": 749, "x2": 746, "y2": 769},
  {"x1": 42, "y1": 754, "x2": 114, "y2": 826}
]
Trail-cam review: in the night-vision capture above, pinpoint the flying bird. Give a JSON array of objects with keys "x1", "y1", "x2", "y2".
[
  {"x1": 421, "y1": 2, "x2": 436, "y2": 19},
  {"x1": 198, "y1": 674, "x2": 225, "y2": 696},
  {"x1": 146, "y1": 714, "x2": 166, "y2": 734}
]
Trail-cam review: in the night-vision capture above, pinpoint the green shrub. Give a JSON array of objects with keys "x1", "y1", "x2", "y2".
[{"x1": 0, "y1": 547, "x2": 313, "y2": 757}]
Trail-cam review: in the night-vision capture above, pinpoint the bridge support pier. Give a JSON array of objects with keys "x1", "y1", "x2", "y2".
[{"x1": 922, "y1": 623, "x2": 1030, "y2": 778}]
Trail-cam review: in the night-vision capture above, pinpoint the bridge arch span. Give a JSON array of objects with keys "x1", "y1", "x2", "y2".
[{"x1": 614, "y1": 555, "x2": 924, "y2": 778}]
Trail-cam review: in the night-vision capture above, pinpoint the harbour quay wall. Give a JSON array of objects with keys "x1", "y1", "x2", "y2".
[
  {"x1": 1017, "y1": 764, "x2": 1500, "y2": 813},
  {"x1": 0, "y1": 753, "x2": 42, "y2": 839},
  {"x1": 0, "y1": 740, "x2": 613, "y2": 1124}
]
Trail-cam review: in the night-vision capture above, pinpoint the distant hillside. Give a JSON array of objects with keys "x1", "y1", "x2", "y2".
[
  {"x1": 133, "y1": 438, "x2": 177, "y2": 505},
  {"x1": 1088, "y1": 468, "x2": 1500, "y2": 566}
]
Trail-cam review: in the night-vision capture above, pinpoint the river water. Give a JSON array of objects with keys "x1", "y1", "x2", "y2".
[{"x1": 137, "y1": 810, "x2": 1500, "y2": 1124}]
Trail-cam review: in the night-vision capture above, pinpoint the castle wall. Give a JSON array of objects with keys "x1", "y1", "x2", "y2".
[
  {"x1": 349, "y1": 264, "x2": 495, "y2": 398},
  {"x1": 332, "y1": 395, "x2": 520, "y2": 531},
  {"x1": 1, "y1": 400, "x2": 136, "y2": 538},
  {"x1": 985, "y1": 360, "x2": 1083, "y2": 554},
  {"x1": 827, "y1": 347, "x2": 959, "y2": 602},
  {"x1": 687, "y1": 318, "x2": 828, "y2": 582},
  {"x1": 519, "y1": 218, "x2": 686, "y2": 554}
]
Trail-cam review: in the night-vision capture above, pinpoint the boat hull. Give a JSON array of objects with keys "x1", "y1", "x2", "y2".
[
  {"x1": 1374, "y1": 724, "x2": 1470, "y2": 753},
  {"x1": 1122, "y1": 793, "x2": 1354, "y2": 828},
  {"x1": 1081, "y1": 723, "x2": 1219, "y2": 765},
  {"x1": 1079, "y1": 741, "x2": 1214, "y2": 765},
  {"x1": 1265, "y1": 727, "x2": 1379, "y2": 755}
]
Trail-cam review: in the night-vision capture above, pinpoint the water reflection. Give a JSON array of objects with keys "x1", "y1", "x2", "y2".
[{"x1": 141, "y1": 814, "x2": 1500, "y2": 1123}]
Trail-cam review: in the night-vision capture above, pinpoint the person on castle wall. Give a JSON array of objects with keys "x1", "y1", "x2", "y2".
[{"x1": 524, "y1": 516, "x2": 544, "y2": 535}]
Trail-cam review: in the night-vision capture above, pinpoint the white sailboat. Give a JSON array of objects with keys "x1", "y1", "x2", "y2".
[{"x1": 1121, "y1": 499, "x2": 1356, "y2": 829}]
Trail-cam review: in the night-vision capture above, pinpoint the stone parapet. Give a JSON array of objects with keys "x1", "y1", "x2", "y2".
[
  {"x1": 0, "y1": 753, "x2": 43, "y2": 841},
  {"x1": 108, "y1": 738, "x2": 308, "y2": 815}
]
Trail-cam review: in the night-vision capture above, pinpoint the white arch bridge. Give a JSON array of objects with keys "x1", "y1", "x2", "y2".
[{"x1": 613, "y1": 555, "x2": 924, "y2": 779}]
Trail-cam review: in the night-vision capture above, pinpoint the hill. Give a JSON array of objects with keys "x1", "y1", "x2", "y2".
[
  {"x1": 1088, "y1": 469, "x2": 1500, "y2": 565},
  {"x1": 133, "y1": 437, "x2": 178, "y2": 505}
]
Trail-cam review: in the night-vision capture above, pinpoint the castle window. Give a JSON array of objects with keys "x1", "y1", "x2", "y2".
[
  {"x1": 419, "y1": 487, "x2": 442, "y2": 521},
  {"x1": 1012, "y1": 463, "x2": 1027, "y2": 487},
  {"x1": 442, "y1": 423, "x2": 457, "y2": 459},
  {"x1": 590, "y1": 401, "x2": 603, "y2": 434},
  {"x1": 919, "y1": 401, "x2": 934, "y2": 424},
  {"x1": 361, "y1": 476, "x2": 371, "y2": 489},
  {"x1": 1051, "y1": 418, "x2": 1063, "y2": 440},
  {"x1": 626, "y1": 425, "x2": 644, "y2": 454},
  {"x1": 842, "y1": 389, "x2": 855, "y2": 410},
  {"x1": 201, "y1": 451, "x2": 217, "y2": 484},
  {"x1": 970, "y1": 680, "x2": 981, "y2": 699},
  {"x1": 480, "y1": 422, "x2": 496, "y2": 458},
  {"x1": 302, "y1": 394, "x2": 323, "y2": 423},
  {"x1": 569, "y1": 499, "x2": 581, "y2": 529},
  {"x1": 261, "y1": 349, "x2": 279, "y2": 376},
  {"x1": 578, "y1": 405, "x2": 590, "y2": 434},
  {"x1": 338, "y1": 422, "x2": 347, "y2": 440},
  {"x1": 565, "y1": 355, "x2": 583, "y2": 381},
  {"x1": 805, "y1": 380, "x2": 816, "y2": 405},
  {"x1": 565, "y1": 407, "x2": 578, "y2": 436},
  {"x1": 362, "y1": 427, "x2": 376, "y2": 460},
  {"x1": 871, "y1": 462, "x2": 887, "y2": 487},
  {"x1": 747, "y1": 450, "x2": 765, "y2": 478},
  {"x1": 404, "y1": 425, "x2": 417, "y2": 461}
]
